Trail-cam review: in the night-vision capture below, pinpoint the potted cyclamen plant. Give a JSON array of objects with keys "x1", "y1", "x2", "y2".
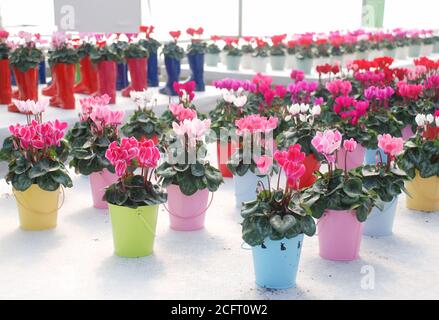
[
  {"x1": 241, "y1": 144, "x2": 316, "y2": 289},
  {"x1": 269, "y1": 34, "x2": 287, "y2": 71},
  {"x1": 240, "y1": 36, "x2": 254, "y2": 69},
  {"x1": 228, "y1": 114, "x2": 278, "y2": 207},
  {"x1": 90, "y1": 39, "x2": 121, "y2": 104},
  {"x1": 139, "y1": 25, "x2": 161, "y2": 87},
  {"x1": 295, "y1": 35, "x2": 314, "y2": 74},
  {"x1": 160, "y1": 31, "x2": 185, "y2": 96},
  {"x1": 205, "y1": 35, "x2": 221, "y2": 67},
  {"x1": 157, "y1": 117, "x2": 223, "y2": 231},
  {"x1": 398, "y1": 112, "x2": 439, "y2": 212},
  {"x1": 104, "y1": 137, "x2": 166, "y2": 257},
  {"x1": 224, "y1": 38, "x2": 242, "y2": 71},
  {"x1": 210, "y1": 78, "x2": 257, "y2": 177},
  {"x1": 314, "y1": 37, "x2": 331, "y2": 66},
  {"x1": 121, "y1": 38, "x2": 149, "y2": 97},
  {"x1": 47, "y1": 32, "x2": 79, "y2": 110},
  {"x1": 302, "y1": 129, "x2": 378, "y2": 261},
  {"x1": 67, "y1": 95, "x2": 124, "y2": 209},
  {"x1": 356, "y1": 34, "x2": 370, "y2": 60},
  {"x1": 0, "y1": 100, "x2": 71, "y2": 230},
  {"x1": 408, "y1": 31, "x2": 422, "y2": 58},
  {"x1": 251, "y1": 38, "x2": 269, "y2": 73},
  {"x1": 395, "y1": 30, "x2": 409, "y2": 60},
  {"x1": 341, "y1": 34, "x2": 357, "y2": 65},
  {"x1": 329, "y1": 34, "x2": 344, "y2": 64},
  {"x1": 122, "y1": 89, "x2": 161, "y2": 144},
  {"x1": 186, "y1": 27, "x2": 206, "y2": 92},
  {"x1": 360, "y1": 134, "x2": 408, "y2": 236},
  {"x1": 0, "y1": 30, "x2": 11, "y2": 105},
  {"x1": 8, "y1": 31, "x2": 43, "y2": 113},
  {"x1": 382, "y1": 33, "x2": 397, "y2": 58}
]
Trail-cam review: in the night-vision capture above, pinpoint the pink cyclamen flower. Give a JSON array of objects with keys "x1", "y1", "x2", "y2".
[
  {"x1": 377, "y1": 134, "x2": 404, "y2": 157},
  {"x1": 274, "y1": 144, "x2": 306, "y2": 186},
  {"x1": 254, "y1": 155, "x2": 273, "y2": 175},
  {"x1": 235, "y1": 115, "x2": 278, "y2": 135},
  {"x1": 343, "y1": 138, "x2": 357, "y2": 152},
  {"x1": 311, "y1": 129, "x2": 342, "y2": 163}
]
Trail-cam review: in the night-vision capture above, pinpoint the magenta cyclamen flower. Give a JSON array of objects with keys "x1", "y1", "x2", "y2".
[
  {"x1": 326, "y1": 79, "x2": 352, "y2": 97},
  {"x1": 274, "y1": 144, "x2": 306, "y2": 186},
  {"x1": 343, "y1": 138, "x2": 357, "y2": 152},
  {"x1": 311, "y1": 129, "x2": 342, "y2": 163}
]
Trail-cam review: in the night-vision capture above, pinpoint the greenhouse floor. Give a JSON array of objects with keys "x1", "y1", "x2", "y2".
[{"x1": 1, "y1": 165, "x2": 439, "y2": 300}]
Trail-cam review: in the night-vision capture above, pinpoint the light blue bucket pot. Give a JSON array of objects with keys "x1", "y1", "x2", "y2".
[
  {"x1": 363, "y1": 197, "x2": 398, "y2": 237},
  {"x1": 296, "y1": 58, "x2": 313, "y2": 75},
  {"x1": 409, "y1": 45, "x2": 421, "y2": 57},
  {"x1": 234, "y1": 171, "x2": 260, "y2": 208},
  {"x1": 251, "y1": 235, "x2": 304, "y2": 289},
  {"x1": 364, "y1": 148, "x2": 387, "y2": 165}
]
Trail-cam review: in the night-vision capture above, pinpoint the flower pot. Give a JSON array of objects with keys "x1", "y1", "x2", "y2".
[
  {"x1": 363, "y1": 197, "x2": 398, "y2": 237},
  {"x1": 298, "y1": 153, "x2": 320, "y2": 189},
  {"x1": 364, "y1": 148, "x2": 387, "y2": 165},
  {"x1": 205, "y1": 53, "x2": 220, "y2": 67},
  {"x1": 318, "y1": 209, "x2": 363, "y2": 261},
  {"x1": 270, "y1": 55, "x2": 286, "y2": 71},
  {"x1": 433, "y1": 41, "x2": 439, "y2": 53},
  {"x1": 336, "y1": 144, "x2": 366, "y2": 171},
  {"x1": 13, "y1": 184, "x2": 60, "y2": 231},
  {"x1": 251, "y1": 235, "x2": 304, "y2": 289},
  {"x1": 296, "y1": 58, "x2": 313, "y2": 74},
  {"x1": 220, "y1": 51, "x2": 227, "y2": 65},
  {"x1": 147, "y1": 51, "x2": 159, "y2": 87},
  {"x1": 9, "y1": 66, "x2": 39, "y2": 113},
  {"x1": 89, "y1": 169, "x2": 119, "y2": 209},
  {"x1": 396, "y1": 47, "x2": 409, "y2": 60},
  {"x1": 241, "y1": 53, "x2": 252, "y2": 69},
  {"x1": 286, "y1": 54, "x2": 297, "y2": 69},
  {"x1": 97, "y1": 60, "x2": 117, "y2": 104},
  {"x1": 108, "y1": 203, "x2": 158, "y2": 257},
  {"x1": 356, "y1": 51, "x2": 368, "y2": 60},
  {"x1": 0, "y1": 59, "x2": 12, "y2": 104},
  {"x1": 39, "y1": 60, "x2": 47, "y2": 84},
  {"x1": 166, "y1": 184, "x2": 209, "y2": 231},
  {"x1": 159, "y1": 56, "x2": 181, "y2": 96},
  {"x1": 401, "y1": 124, "x2": 414, "y2": 141},
  {"x1": 121, "y1": 57, "x2": 148, "y2": 97},
  {"x1": 234, "y1": 171, "x2": 259, "y2": 208},
  {"x1": 116, "y1": 62, "x2": 129, "y2": 91},
  {"x1": 409, "y1": 44, "x2": 421, "y2": 57},
  {"x1": 421, "y1": 44, "x2": 434, "y2": 56},
  {"x1": 251, "y1": 56, "x2": 268, "y2": 73},
  {"x1": 383, "y1": 48, "x2": 396, "y2": 58},
  {"x1": 405, "y1": 173, "x2": 439, "y2": 212},
  {"x1": 225, "y1": 55, "x2": 241, "y2": 71},
  {"x1": 216, "y1": 140, "x2": 237, "y2": 178}
]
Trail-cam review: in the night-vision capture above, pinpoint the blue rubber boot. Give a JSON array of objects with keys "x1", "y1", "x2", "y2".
[
  {"x1": 116, "y1": 63, "x2": 129, "y2": 91},
  {"x1": 147, "y1": 51, "x2": 159, "y2": 87},
  {"x1": 187, "y1": 53, "x2": 205, "y2": 92},
  {"x1": 39, "y1": 60, "x2": 47, "y2": 84},
  {"x1": 159, "y1": 56, "x2": 181, "y2": 96}
]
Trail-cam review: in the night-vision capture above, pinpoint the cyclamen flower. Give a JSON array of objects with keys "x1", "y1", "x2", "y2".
[
  {"x1": 169, "y1": 103, "x2": 197, "y2": 122},
  {"x1": 274, "y1": 144, "x2": 306, "y2": 187},
  {"x1": 130, "y1": 89, "x2": 156, "y2": 110},
  {"x1": 90, "y1": 105, "x2": 124, "y2": 131},
  {"x1": 14, "y1": 99, "x2": 48, "y2": 114},
  {"x1": 311, "y1": 129, "x2": 342, "y2": 163},
  {"x1": 173, "y1": 81, "x2": 195, "y2": 102},
  {"x1": 377, "y1": 134, "x2": 404, "y2": 157},
  {"x1": 290, "y1": 69, "x2": 305, "y2": 82},
  {"x1": 172, "y1": 118, "x2": 211, "y2": 147},
  {"x1": 396, "y1": 82, "x2": 423, "y2": 100},
  {"x1": 254, "y1": 155, "x2": 273, "y2": 175},
  {"x1": 79, "y1": 95, "x2": 111, "y2": 121},
  {"x1": 343, "y1": 138, "x2": 357, "y2": 152},
  {"x1": 326, "y1": 79, "x2": 352, "y2": 97},
  {"x1": 235, "y1": 115, "x2": 278, "y2": 135}
]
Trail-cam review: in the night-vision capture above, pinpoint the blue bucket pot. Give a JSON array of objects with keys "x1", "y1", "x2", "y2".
[
  {"x1": 364, "y1": 148, "x2": 387, "y2": 165},
  {"x1": 234, "y1": 171, "x2": 260, "y2": 208},
  {"x1": 363, "y1": 197, "x2": 398, "y2": 237},
  {"x1": 252, "y1": 235, "x2": 304, "y2": 289}
]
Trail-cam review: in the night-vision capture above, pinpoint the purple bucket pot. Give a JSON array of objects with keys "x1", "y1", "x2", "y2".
[
  {"x1": 166, "y1": 184, "x2": 210, "y2": 231},
  {"x1": 89, "y1": 169, "x2": 119, "y2": 209},
  {"x1": 335, "y1": 144, "x2": 366, "y2": 171}
]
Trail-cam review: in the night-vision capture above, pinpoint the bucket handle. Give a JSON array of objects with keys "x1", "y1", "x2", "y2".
[
  {"x1": 241, "y1": 242, "x2": 252, "y2": 250},
  {"x1": 13, "y1": 186, "x2": 65, "y2": 215},
  {"x1": 135, "y1": 210, "x2": 157, "y2": 237},
  {"x1": 162, "y1": 192, "x2": 214, "y2": 219},
  {"x1": 314, "y1": 214, "x2": 326, "y2": 236}
]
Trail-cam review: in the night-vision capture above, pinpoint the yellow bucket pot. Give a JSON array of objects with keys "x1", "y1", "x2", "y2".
[
  {"x1": 13, "y1": 185, "x2": 61, "y2": 230},
  {"x1": 405, "y1": 173, "x2": 439, "y2": 212}
]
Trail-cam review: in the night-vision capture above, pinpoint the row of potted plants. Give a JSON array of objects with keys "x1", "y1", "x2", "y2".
[{"x1": 205, "y1": 28, "x2": 439, "y2": 73}]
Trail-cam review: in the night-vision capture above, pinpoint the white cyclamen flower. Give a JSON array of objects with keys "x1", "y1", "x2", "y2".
[
  {"x1": 426, "y1": 114, "x2": 434, "y2": 124},
  {"x1": 311, "y1": 105, "x2": 321, "y2": 116},
  {"x1": 233, "y1": 95, "x2": 247, "y2": 108},
  {"x1": 299, "y1": 113, "x2": 307, "y2": 122},
  {"x1": 289, "y1": 104, "x2": 301, "y2": 115},
  {"x1": 415, "y1": 114, "x2": 426, "y2": 126},
  {"x1": 221, "y1": 89, "x2": 235, "y2": 103},
  {"x1": 300, "y1": 103, "x2": 309, "y2": 113}
]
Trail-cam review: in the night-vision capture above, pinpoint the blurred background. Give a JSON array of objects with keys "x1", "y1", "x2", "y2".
[{"x1": 0, "y1": 0, "x2": 438, "y2": 39}]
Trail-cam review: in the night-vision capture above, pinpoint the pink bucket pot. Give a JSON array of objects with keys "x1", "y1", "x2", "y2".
[
  {"x1": 89, "y1": 169, "x2": 119, "y2": 209},
  {"x1": 166, "y1": 184, "x2": 210, "y2": 231},
  {"x1": 335, "y1": 144, "x2": 365, "y2": 171},
  {"x1": 318, "y1": 209, "x2": 363, "y2": 261}
]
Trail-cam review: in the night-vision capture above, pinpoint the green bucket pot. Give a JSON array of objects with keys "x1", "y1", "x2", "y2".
[{"x1": 109, "y1": 203, "x2": 159, "y2": 258}]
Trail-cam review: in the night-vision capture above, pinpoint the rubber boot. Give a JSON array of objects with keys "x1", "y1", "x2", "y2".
[
  {"x1": 39, "y1": 60, "x2": 47, "y2": 84},
  {"x1": 8, "y1": 66, "x2": 38, "y2": 113},
  {"x1": 159, "y1": 56, "x2": 181, "y2": 96},
  {"x1": 56, "y1": 63, "x2": 76, "y2": 109},
  {"x1": 97, "y1": 60, "x2": 117, "y2": 104},
  {"x1": 0, "y1": 59, "x2": 12, "y2": 104},
  {"x1": 187, "y1": 53, "x2": 205, "y2": 91},
  {"x1": 74, "y1": 56, "x2": 91, "y2": 94},
  {"x1": 147, "y1": 51, "x2": 159, "y2": 87},
  {"x1": 116, "y1": 63, "x2": 129, "y2": 91},
  {"x1": 49, "y1": 64, "x2": 62, "y2": 107},
  {"x1": 42, "y1": 66, "x2": 57, "y2": 96},
  {"x1": 122, "y1": 57, "x2": 147, "y2": 97}
]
